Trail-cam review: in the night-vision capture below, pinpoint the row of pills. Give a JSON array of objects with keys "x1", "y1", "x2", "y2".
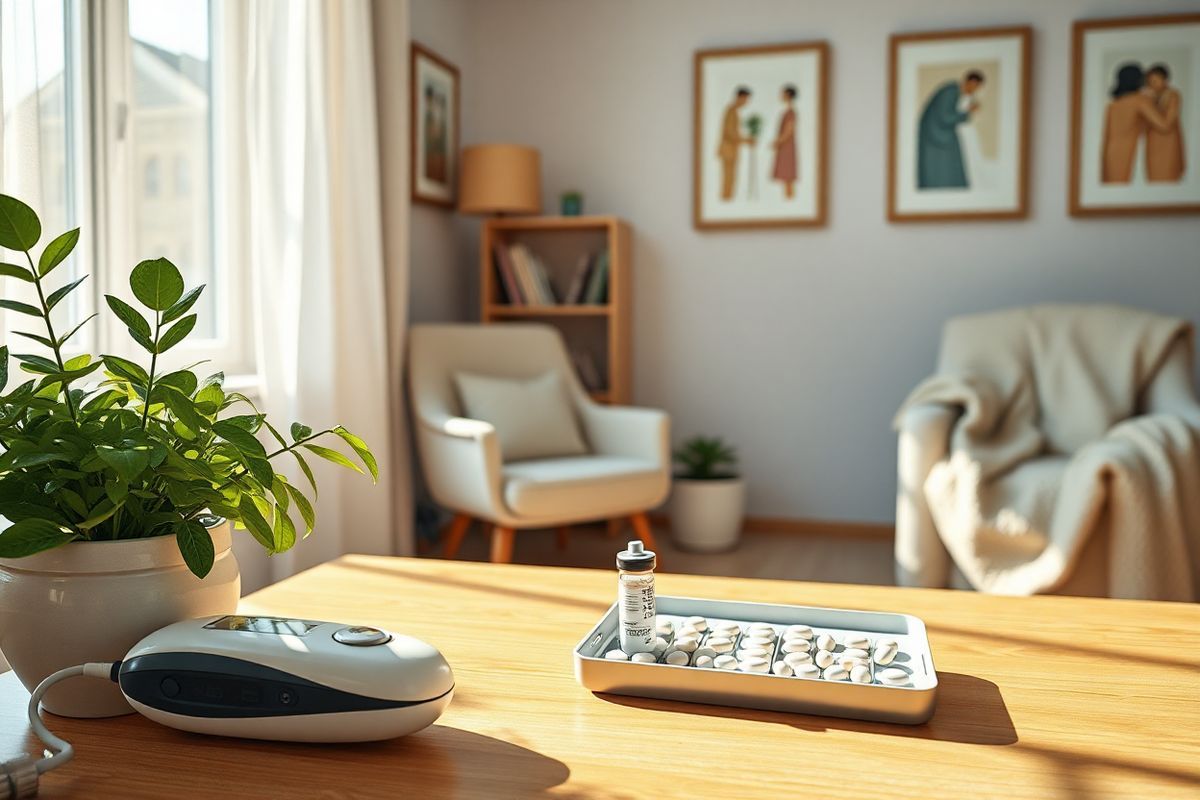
[{"x1": 606, "y1": 617, "x2": 912, "y2": 686}]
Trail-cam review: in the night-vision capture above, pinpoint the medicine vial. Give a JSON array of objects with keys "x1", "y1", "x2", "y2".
[{"x1": 617, "y1": 540, "x2": 656, "y2": 653}]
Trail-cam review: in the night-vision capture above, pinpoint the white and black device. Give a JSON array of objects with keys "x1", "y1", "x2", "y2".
[
  {"x1": 118, "y1": 615, "x2": 454, "y2": 742},
  {"x1": 6, "y1": 616, "x2": 454, "y2": 798}
]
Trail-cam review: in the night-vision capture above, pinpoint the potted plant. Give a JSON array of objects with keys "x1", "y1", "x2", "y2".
[
  {"x1": 0, "y1": 194, "x2": 376, "y2": 717},
  {"x1": 668, "y1": 435, "x2": 745, "y2": 552}
]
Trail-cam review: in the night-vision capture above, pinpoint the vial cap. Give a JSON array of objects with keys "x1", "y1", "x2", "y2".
[{"x1": 617, "y1": 539, "x2": 656, "y2": 571}]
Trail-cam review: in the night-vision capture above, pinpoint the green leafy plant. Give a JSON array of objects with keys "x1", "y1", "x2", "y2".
[
  {"x1": 744, "y1": 114, "x2": 763, "y2": 139},
  {"x1": 0, "y1": 194, "x2": 376, "y2": 578},
  {"x1": 673, "y1": 435, "x2": 738, "y2": 480}
]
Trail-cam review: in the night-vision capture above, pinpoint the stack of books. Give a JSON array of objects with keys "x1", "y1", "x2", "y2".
[{"x1": 493, "y1": 243, "x2": 609, "y2": 306}]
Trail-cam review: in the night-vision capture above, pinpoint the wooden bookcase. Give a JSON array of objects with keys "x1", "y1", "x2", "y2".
[{"x1": 480, "y1": 215, "x2": 631, "y2": 404}]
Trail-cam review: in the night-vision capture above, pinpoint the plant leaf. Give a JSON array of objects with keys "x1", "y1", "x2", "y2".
[
  {"x1": 212, "y1": 421, "x2": 267, "y2": 458},
  {"x1": 291, "y1": 450, "x2": 318, "y2": 496},
  {"x1": 283, "y1": 483, "x2": 315, "y2": 536},
  {"x1": 176, "y1": 520, "x2": 215, "y2": 578},
  {"x1": 13, "y1": 331, "x2": 54, "y2": 349},
  {"x1": 0, "y1": 263, "x2": 34, "y2": 282},
  {"x1": 45, "y1": 275, "x2": 87, "y2": 310},
  {"x1": 302, "y1": 444, "x2": 363, "y2": 474},
  {"x1": 273, "y1": 506, "x2": 297, "y2": 552},
  {"x1": 0, "y1": 194, "x2": 41, "y2": 251},
  {"x1": 290, "y1": 423, "x2": 313, "y2": 442},
  {"x1": 237, "y1": 495, "x2": 276, "y2": 551},
  {"x1": 77, "y1": 500, "x2": 122, "y2": 531},
  {"x1": 156, "y1": 314, "x2": 196, "y2": 353},
  {"x1": 104, "y1": 295, "x2": 152, "y2": 339},
  {"x1": 0, "y1": 345, "x2": 7, "y2": 392},
  {"x1": 95, "y1": 445, "x2": 152, "y2": 482},
  {"x1": 162, "y1": 285, "x2": 204, "y2": 324},
  {"x1": 129, "y1": 257, "x2": 184, "y2": 310},
  {"x1": 56, "y1": 313, "x2": 98, "y2": 348},
  {"x1": 157, "y1": 370, "x2": 198, "y2": 397},
  {"x1": 333, "y1": 426, "x2": 378, "y2": 482},
  {"x1": 14, "y1": 353, "x2": 58, "y2": 374},
  {"x1": 159, "y1": 385, "x2": 207, "y2": 435},
  {"x1": 102, "y1": 355, "x2": 150, "y2": 385},
  {"x1": 37, "y1": 228, "x2": 79, "y2": 276},
  {"x1": 0, "y1": 518, "x2": 73, "y2": 558},
  {"x1": 0, "y1": 299, "x2": 42, "y2": 317}
]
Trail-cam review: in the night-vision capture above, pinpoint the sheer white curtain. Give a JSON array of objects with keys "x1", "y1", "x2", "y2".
[{"x1": 238, "y1": 0, "x2": 411, "y2": 591}]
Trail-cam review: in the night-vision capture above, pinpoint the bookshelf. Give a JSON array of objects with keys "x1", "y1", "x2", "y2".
[{"x1": 481, "y1": 215, "x2": 631, "y2": 404}]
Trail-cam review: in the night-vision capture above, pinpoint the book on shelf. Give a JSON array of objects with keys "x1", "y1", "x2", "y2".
[
  {"x1": 582, "y1": 250, "x2": 609, "y2": 304},
  {"x1": 492, "y1": 243, "x2": 524, "y2": 305},
  {"x1": 509, "y1": 244, "x2": 546, "y2": 305},
  {"x1": 563, "y1": 253, "x2": 593, "y2": 305}
]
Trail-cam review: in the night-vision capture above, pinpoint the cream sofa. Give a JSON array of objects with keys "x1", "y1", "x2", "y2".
[{"x1": 408, "y1": 323, "x2": 671, "y2": 562}]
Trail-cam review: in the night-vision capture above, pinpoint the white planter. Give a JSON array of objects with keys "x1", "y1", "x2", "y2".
[
  {"x1": 0, "y1": 521, "x2": 240, "y2": 718},
  {"x1": 668, "y1": 478, "x2": 746, "y2": 553}
]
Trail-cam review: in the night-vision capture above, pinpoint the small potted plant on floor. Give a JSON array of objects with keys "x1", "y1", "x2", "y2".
[
  {"x1": 668, "y1": 435, "x2": 744, "y2": 552},
  {"x1": 0, "y1": 194, "x2": 376, "y2": 717}
]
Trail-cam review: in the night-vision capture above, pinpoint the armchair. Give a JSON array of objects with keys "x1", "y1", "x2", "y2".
[{"x1": 408, "y1": 323, "x2": 671, "y2": 563}]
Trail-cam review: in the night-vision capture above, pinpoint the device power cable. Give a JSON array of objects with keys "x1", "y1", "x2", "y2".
[{"x1": 0, "y1": 662, "x2": 120, "y2": 800}]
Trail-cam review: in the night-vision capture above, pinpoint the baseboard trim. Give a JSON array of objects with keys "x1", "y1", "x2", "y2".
[{"x1": 648, "y1": 513, "x2": 893, "y2": 539}]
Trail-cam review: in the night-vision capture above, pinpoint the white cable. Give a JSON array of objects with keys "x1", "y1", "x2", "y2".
[{"x1": 2, "y1": 662, "x2": 119, "y2": 799}]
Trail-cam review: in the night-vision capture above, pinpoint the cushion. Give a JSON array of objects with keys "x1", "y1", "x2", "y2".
[
  {"x1": 454, "y1": 371, "x2": 587, "y2": 462},
  {"x1": 502, "y1": 455, "x2": 666, "y2": 519}
]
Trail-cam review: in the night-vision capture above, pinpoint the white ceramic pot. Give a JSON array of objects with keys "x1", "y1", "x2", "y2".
[
  {"x1": 0, "y1": 520, "x2": 240, "y2": 718},
  {"x1": 668, "y1": 477, "x2": 746, "y2": 553}
]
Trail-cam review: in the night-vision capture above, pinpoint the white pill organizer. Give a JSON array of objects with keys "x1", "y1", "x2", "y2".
[
  {"x1": 119, "y1": 615, "x2": 454, "y2": 742},
  {"x1": 574, "y1": 596, "x2": 939, "y2": 724}
]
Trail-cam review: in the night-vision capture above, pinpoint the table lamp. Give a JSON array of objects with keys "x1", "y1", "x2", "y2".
[{"x1": 458, "y1": 144, "x2": 542, "y2": 215}]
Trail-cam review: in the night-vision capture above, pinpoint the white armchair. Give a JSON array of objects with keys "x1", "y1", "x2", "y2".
[{"x1": 408, "y1": 323, "x2": 671, "y2": 563}]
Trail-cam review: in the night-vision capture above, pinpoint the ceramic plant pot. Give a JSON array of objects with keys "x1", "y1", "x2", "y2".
[
  {"x1": 668, "y1": 477, "x2": 746, "y2": 553},
  {"x1": 0, "y1": 520, "x2": 240, "y2": 717}
]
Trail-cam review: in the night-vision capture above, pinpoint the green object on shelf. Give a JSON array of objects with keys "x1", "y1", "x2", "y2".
[{"x1": 560, "y1": 191, "x2": 583, "y2": 216}]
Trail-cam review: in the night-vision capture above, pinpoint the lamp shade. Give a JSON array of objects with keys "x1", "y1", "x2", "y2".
[{"x1": 458, "y1": 144, "x2": 541, "y2": 215}]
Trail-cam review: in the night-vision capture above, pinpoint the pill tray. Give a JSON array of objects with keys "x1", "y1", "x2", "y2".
[{"x1": 573, "y1": 596, "x2": 938, "y2": 724}]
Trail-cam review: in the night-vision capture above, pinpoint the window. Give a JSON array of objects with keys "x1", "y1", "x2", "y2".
[{"x1": 0, "y1": 0, "x2": 252, "y2": 376}]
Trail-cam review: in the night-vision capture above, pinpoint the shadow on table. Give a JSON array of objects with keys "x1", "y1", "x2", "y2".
[{"x1": 597, "y1": 671, "x2": 1017, "y2": 746}]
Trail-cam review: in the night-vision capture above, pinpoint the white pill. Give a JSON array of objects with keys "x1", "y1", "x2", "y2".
[
  {"x1": 707, "y1": 636, "x2": 734, "y2": 653},
  {"x1": 784, "y1": 625, "x2": 814, "y2": 640},
  {"x1": 772, "y1": 660, "x2": 793, "y2": 677},
  {"x1": 878, "y1": 667, "x2": 910, "y2": 685},
  {"x1": 736, "y1": 647, "x2": 772, "y2": 660},
  {"x1": 783, "y1": 651, "x2": 813, "y2": 668},
  {"x1": 873, "y1": 640, "x2": 899, "y2": 665},
  {"x1": 685, "y1": 616, "x2": 709, "y2": 632},
  {"x1": 814, "y1": 650, "x2": 836, "y2": 669},
  {"x1": 842, "y1": 648, "x2": 869, "y2": 660},
  {"x1": 631, "y1": 652, "x2": 657, "y2": 663},
  {"x1": 713, "y1": 654, "x2": 738, "y2": 670},
  {"x1": 844, "y1": 635, "x2": 871, "y2": 651},
  {"x1": 605, "y1": 649, "x2": 629, "y2": 660},
  {"x1": 794, "y1": 664, "x2": 821, "y2": 679},
  {"x1": 741, "y1": 638, "x2": 775, "y2": 652},
  {"x1": 652, "y1": 636, "x2": 669, "y2": 656},
  {"x1": 840, "y1": 656, "x2": 868, "y2": 670},
  {"x1": 781, "y1": 640, "x2": 811, "y2": 654},
  {"x1": 693, "y1": 655, "x2": 714, "y2": 669},
  {"x1": 691, "y1": 646, "x2": 717, "y2": 664},
  {"x1": 816, "y1": 634, "x2": 837, "y2": 652},
  {"x1": 823, "y1": 666, "x2": 849, "y2": 681},
  {"x1": 713, "y1": 623, "x2": 741, "y2": 637},
  {"x1": 664, "y1": 649, "x2": 690, "y2": 666},
  {"x1": 655, "y1": 619, "x2": 675, "y2": 636},
  {"x1": 739, "y1": 656, "x2": 770, "y2": 673},
  {"x1": 673, "y1": 636, "x2": 700, "y2": 653},
  {"x1": 678, "y1": 625, "x2": 703, "y2": 639},
  {"x1": 850, "y1": 665, "x2": 872, "y2": 684},
  {"x1": 747, "y1": 623, "x2": 776, "y2": 637}
]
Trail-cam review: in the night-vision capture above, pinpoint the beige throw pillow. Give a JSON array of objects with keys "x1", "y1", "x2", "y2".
[{"x1": 454, "y1": 371, "x2": 588, "y2": 462}]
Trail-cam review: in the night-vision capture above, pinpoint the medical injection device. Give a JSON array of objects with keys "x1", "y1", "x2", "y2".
[{"x1": 5, "y1": 615, "x2": 454, "y2": 798}]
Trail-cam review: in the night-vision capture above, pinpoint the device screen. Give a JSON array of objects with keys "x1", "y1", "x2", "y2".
[{"x1": 204, "y1": 615, "x2": 321, "y2": 636}]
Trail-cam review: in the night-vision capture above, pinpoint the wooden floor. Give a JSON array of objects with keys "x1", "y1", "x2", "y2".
[{"x1": 419, "y1": 521, "x2": 896, "y2": 585}]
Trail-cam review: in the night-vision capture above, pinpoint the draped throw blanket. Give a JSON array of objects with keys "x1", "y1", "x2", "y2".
[{"x1": 896, "y1": 305, "x2": 1200, "y2": 601}]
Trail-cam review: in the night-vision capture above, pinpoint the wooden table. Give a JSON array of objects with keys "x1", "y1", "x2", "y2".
[{"x1": 3, "y1": 557, "x2": 1199, "y2": 798}]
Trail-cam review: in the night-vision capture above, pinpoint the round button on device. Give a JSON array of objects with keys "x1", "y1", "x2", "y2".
[
  {"x1": 332, "y1": 626, "x2": 392, "y2": 647},
  {"x1": 160, "y1": 677, "x2": 181, "y2": 698}
]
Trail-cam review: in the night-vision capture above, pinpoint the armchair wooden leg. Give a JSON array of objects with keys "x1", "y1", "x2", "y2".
[
  {"x1": 629, "y1": 512, "x2": 659, "y2": 556},
  {"x1": 556, "y1": 526, "x2": 570, "y2": 550},
  {"x1": 442, "y1": 514, "x2": 472, "y2": 559},
  {"x1": 490, "y1": 526, "x2": 515, "y2": 564},
  {"x1": 606, "y1": 519, "x2": 624, "y2": 538}
]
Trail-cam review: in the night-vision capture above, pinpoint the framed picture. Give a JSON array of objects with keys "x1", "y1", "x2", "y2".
[
  {"x1": 1070, "y1": 14, "x2": 1200, "y2": 216},
  {"x1": 693, "y1": 41, "x2": 829, "y2": 229},
  {"x1": 411, "y1": 43, "x2": 460, "y2": 208},
  {"x1": 888, "y1": 26, "x2": 1032, "y2": 222}
]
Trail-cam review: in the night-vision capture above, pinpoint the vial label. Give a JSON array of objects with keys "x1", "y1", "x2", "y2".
[{"x1": 618, "y1": 575, "x2": 655, "y2": 653}]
